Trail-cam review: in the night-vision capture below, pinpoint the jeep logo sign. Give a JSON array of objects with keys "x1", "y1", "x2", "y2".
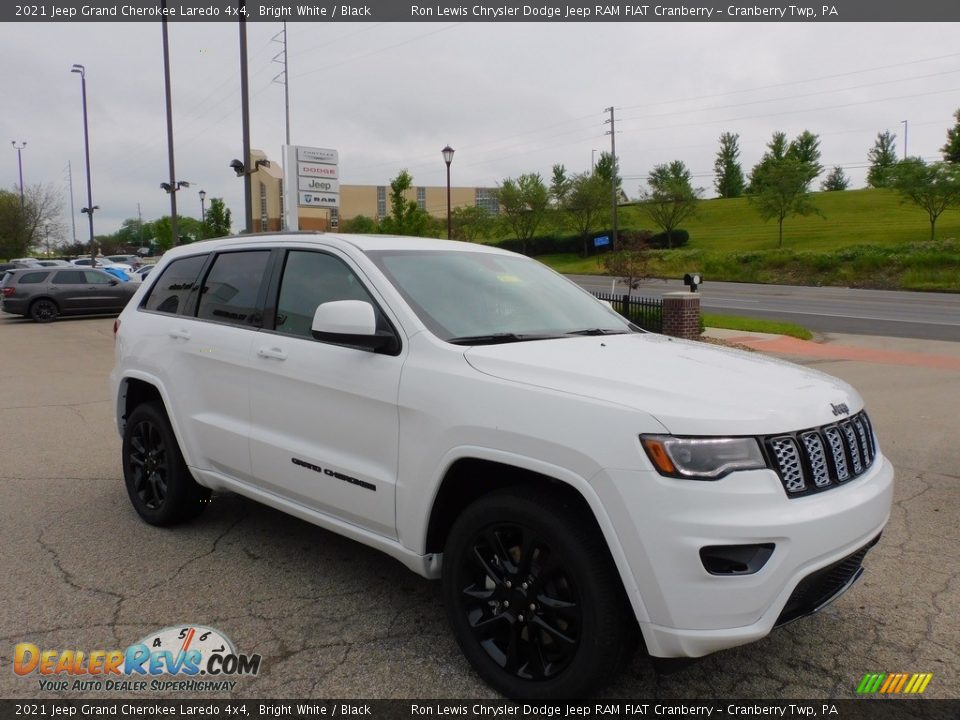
[{"x1": 831, "y1": 402, "x2": 850, "y2": 417}]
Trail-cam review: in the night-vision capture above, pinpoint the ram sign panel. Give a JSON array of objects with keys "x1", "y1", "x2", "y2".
[{"x1": 299, "y1": 191, "x2": 339, "y2": 207}]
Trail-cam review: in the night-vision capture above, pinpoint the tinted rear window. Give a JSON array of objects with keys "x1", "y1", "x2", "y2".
[
  {"x1": 196, "y1": 251, "x2": 271, "y2": 327},
  {"x1": 143, "y1": 255, "x2": 208, "y2": 315},
  {"x1": 19, "y1": 271, "x2": 49, "y2": 284},
  {"x1": 53, "y1": 271, "x2": 86, "y2": 285}
]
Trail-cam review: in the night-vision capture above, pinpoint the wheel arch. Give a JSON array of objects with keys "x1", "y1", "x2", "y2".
[
  {"x1": 116, "y1": 374, "x2": 198, "y2": 471},
  {"x1": 422, "y1": 454, "x2": 650, "y2": 625}
]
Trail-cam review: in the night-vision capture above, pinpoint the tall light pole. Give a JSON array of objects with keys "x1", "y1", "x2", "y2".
[
  {"x1": 11, "y1": 141, "x2": 26, "y2": 209},
  {"x1": 901, "y1": 119, "x2": 908, "y2": 159},
  {"x1": 160, "y1": 0, "x2": 181, "y2": 247},
  {"x1": 591, "y1": 148, "x2": 597, "y2": 172},
  {"x1": 71, "y1": 64, "x2": 97, "y2": 265},
  {"x1": 442, "y1": 145, "x2": 454, "y2": 239},
  {"x1": 239, "y1": 0, "x2": 254, "y2": 234}
]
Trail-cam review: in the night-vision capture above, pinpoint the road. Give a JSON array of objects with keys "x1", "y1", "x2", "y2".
[
  {"x1": 567, "y1": 275, "x2": 960, "y2": 341},
  {"x1": 0, "y1": 315, "x2": 957, "y2": 700}
]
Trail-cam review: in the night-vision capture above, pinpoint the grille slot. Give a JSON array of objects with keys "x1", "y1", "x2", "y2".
[{"x1": 765, "y1": 411, "x2": 877, "y2": 498}]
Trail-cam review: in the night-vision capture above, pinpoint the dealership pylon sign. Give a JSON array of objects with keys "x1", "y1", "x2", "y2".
[{"x1": 283, "y1": 145, "x2": 339, "y2": 230}]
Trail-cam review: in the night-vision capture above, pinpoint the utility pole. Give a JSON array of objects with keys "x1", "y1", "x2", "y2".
[
  {"x1": 239, "y1": 0, "x2": 253, "y2": 234},
  {"x1": 161, "y1": 0, "x2": 180, "y2": 246},
  {"x1": 901, "y1": 119, "x2": 908, "y2": 159},
  {"x1": 11, "y1": 141, "x2": 26, "y2": 209},
  {"x1": 67, "y1": 160, "x2": 77, "y2": 244},
  {"x1": 272, "y1": 21, "x2": 291, "y2": 229},
  {"x1": 604, "y1": 106, "x2": 619, "y2": 250}
]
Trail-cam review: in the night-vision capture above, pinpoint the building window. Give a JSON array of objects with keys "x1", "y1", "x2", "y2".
[
  {"x1": 260, "y1": 182, "x2": 269, "y2": 231},
  {"x1": 416, "y1": 187, "x2": 426, "y2": 211},
  {"x1": 475, "y1": 188, "x2": 499, "y2": 215},
  {"x1": 376, "y1": 186, "x2": 386, "y2": 220}
]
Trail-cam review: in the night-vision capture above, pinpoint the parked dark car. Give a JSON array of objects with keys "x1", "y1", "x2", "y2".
[{"x1": 1, "y1": 267, "x2": 138, "y2": 322}]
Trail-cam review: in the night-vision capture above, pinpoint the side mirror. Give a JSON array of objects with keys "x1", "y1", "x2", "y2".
[
  {"x1": 109, "y1": 279, "x2": 119, "y2": 286},
  {"x1": 311, "y1": 300, "x2": 398, "y2": 354}
]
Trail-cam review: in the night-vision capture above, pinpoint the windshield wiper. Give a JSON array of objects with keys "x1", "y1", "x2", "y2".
[
  {"x1": 447, "y1": 333, "x2": 560, "y2": 346},
  {"x1": 563, "y1": 328, "x2": 628, "y2": 336}
]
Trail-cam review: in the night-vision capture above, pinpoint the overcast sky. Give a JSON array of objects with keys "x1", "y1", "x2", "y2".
[{"x1": 1, "y1": 20, "x2": 958, "y2": 239}]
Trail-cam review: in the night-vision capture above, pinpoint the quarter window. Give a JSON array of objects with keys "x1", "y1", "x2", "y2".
[
  {"x1": 196, "y1": 251, "x2": 271, "y2": 327},
  {"x1": 19, "y1": 271, "x2": 49, "y2": 284},
  {"x1": 84, "y1": 270, "x2": 114, "y2": 285},
  {"x1": 144, "y1": 255, "x2": 208, "y2": 315},
  {"x1": 275, "y1": 251, "x2": 376, "y2": 340}
]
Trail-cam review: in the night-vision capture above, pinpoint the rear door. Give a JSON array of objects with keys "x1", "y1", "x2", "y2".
[
  {"x1": 138, "y1": 250, "x2": 271, "y2": 481},
  {"x1": 247, "y1": 248, "x2": 404, "y2": 538}
]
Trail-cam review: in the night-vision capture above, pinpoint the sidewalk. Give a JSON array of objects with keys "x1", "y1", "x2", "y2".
[{"x1": 703, "y1": 328, "x2": 960, "y2": 371}]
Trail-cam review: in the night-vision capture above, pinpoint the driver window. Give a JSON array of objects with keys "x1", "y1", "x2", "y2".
[{"x1": 275, "y1": 251, "x2": 376, "y2": 340}]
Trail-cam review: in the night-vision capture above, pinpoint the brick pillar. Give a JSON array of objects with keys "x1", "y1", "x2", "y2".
[{"x1": 662, "y1": 292, "x2": 701, "y2": 340}]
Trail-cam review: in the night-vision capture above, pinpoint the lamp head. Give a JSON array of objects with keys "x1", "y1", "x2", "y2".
[
  {"x1": 199, "y1": 190, "x2": 206, "y2": 201},
  {"x1": 71, "y1": 64, "x2": 85, "y2": 77},
  {"x1": 229, "y1": 159, "x2": 245, "y2": 176},
  {"x1": 442, "y1": 145, "x2": 455, "y2": 166}
]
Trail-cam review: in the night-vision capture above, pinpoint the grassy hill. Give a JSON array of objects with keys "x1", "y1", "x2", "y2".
[{"x1": 530, "y1": 188, "x2": 960, "y2": 291}]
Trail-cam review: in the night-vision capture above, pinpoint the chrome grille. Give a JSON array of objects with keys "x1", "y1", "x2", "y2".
[
  {"x1": 765, "y1": 410, "x2": 877, "y2": 497},
  {"x1": 770, "y1": 438, "x2": 806, "y2": 493}
]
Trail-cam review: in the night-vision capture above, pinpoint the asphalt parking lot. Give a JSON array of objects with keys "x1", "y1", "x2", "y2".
[{"x1": 1, "y1": 315, "x2": 957, "y2": 700}]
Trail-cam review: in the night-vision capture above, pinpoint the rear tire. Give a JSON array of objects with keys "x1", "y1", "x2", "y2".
[
  {"x1": 122, "y1": 401, "x2": 210, "y2": 526},
  {"x1": 443, "y1": 486, "x2": 637, "y2": 699},
  {"x1": 30, "y1": 298, "x2": 59, "y2": 323}
]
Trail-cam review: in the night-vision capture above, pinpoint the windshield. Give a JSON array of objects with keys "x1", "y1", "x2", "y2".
[{"x1": 367, "y1": 249, "x2": 635, "y2": 343}]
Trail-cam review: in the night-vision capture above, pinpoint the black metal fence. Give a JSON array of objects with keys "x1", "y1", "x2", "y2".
[{"x1": 592, "y1": 292, "x2": 663, "y2": 333}]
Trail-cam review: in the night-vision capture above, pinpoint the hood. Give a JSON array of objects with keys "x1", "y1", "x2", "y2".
[{"x1": 464, "y1": 333, "x2": 862, "y2": 436}]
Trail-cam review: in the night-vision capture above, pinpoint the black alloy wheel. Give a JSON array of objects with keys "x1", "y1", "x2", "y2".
[
  {"x1": 128, "y1": 418, "x2": 169, "y2": 511},
  {"x1": 443, "y1": 487, "x2": 637, "y2": 699},
  {"x1": 30, "y1": 298, "x2": 59, "y2": 322},
  {"x1": 458, "y1": 523, "x2": 582, "y2": 681},
  {"x1": 122, "y1": 401, "x2": 210, "y2": 526}
]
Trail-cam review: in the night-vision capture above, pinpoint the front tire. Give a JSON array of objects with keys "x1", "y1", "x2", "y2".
[
  {"x1": 122, "y1": 401, "x2": 211, "y2": 526},
  {"x1": 30, "y1": 298, "x2": 59, "y2": 323},
  {"x1": 443, "y1": 487, "x2": 637, "y2": 699}
]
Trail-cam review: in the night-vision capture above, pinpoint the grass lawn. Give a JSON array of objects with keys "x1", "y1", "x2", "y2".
[{"x1": 702, "y1": 313, "x2": 813, "y2": 340}]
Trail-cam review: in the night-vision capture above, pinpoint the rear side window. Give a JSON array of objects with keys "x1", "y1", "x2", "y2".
[
  {"x1": 19, "y1": 271, "x2": 49, "y2": 284},
  {"x1": 196, "y1": 251, "x2": 271, "y2": 327},
  {"x1": 53, "y1": 270, "x2": 86, "y2": 285},
  {"x1": 144, "y1": 255, "x2": 207, "y2": 315},
  {"x1": 84, "y1": 270, "x2": 114, "y2": 285}
]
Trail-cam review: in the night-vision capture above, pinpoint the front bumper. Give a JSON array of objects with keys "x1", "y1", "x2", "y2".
[{"x1": 592, "y1": 453, "x2": 894, "y2": 658}]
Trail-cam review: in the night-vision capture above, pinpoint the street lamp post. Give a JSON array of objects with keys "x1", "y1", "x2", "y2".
[
  {"x1": 901, "y1": 119, "x2": 908, "y2": 159},
  {"x1": 442, "y1": 145, "x2": 454, "y2": 239},
  {"x1": 199, "y1": 189, "x2": 207, "y2": 238},
  {"x1": 11, "y1": 141, "x2": 26, "y2": 209},
  {"x1": 71, "y1": 64, "x2": 97, "y2": 266}
]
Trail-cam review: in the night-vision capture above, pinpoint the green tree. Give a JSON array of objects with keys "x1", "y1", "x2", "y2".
[
  {"x1": 867, "y1": 131, "x2": 898, "y2": 188},
  {"x1": 942, "y1": 108, "x2": 960, "y2": 163},
  {"x1": 593, "y1": 152, "x2": 622, "y2": 196},
  {"x1": 748, "y1": 157, "x2": 821, "y2": 247},
  {"x1": 205, "y1": 198, "x2": 232, "y2": 238},
  {"x1": 495, "y1": 173, "x2": 549, "y2": 254},
  {"x1": 644, "y1": 161, "x2": 700, "y2": 249},
  {"x1": 340, "y1": 215, "x2": 378, "y2": 234},
  {"x1": 787, "y1": 130, "x2": 823, "y2": 184},
  {"x1": 0, "y1": 184, "x2": 63, "y2": 260},
  {"x1": 821, "y1": 166, "x2": 850, "y2": 192},
  {"x1": 550, "y1": 164, "x2": 571, "y2": 207},
  {"x1": 565, "y1": 172, "x2": 609, "y2": 254},
  {"x1": 890, "y1": 158, "x2": 960, "y2": 240},
  {"x1": 714, "y1": 132, "x2": 745, "y2": 198},
  {"x1": 748, "y1": 131, "x2": 788, "y2": 191},
  {"x1": 379, "y1": 170, "x2": 433, "y2": 236},
  {"x1": 600, "y1": 230, "x2": 652, "y2": 297},
  {"x1": 450, "y1": 205, "x2": 494, "y2": 242}
]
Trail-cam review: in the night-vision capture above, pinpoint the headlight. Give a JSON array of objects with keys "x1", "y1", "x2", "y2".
[{"x1": 640, "y1": 435, "x2": 767, "y2": 480}]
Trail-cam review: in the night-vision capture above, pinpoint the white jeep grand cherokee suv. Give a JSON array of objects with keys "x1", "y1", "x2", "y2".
[{"x1": 111, "y1": 233, "x2": 893, "y2": 698}]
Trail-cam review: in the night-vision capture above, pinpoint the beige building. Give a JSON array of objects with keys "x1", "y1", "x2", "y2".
[{"x1": 246, "y1": 149, "x2": 499, "y2": 234}]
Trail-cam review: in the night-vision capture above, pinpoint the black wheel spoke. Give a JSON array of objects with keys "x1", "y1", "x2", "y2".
[
  {"x1": 482, "y1": 528, "x2": 517, "y2": 575},
  {"x1": 537, "y1": 593, "x2": 579, "y2": 621},
  {"x1": 530, "y1": 615, "x2": 577, "y2": 646},
  {"x1": 469, "y1": 610, "x2": 510, "y2": 641},
  {"x1": 462, "y1": 585, "x2": 495, "y2": 602}
]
